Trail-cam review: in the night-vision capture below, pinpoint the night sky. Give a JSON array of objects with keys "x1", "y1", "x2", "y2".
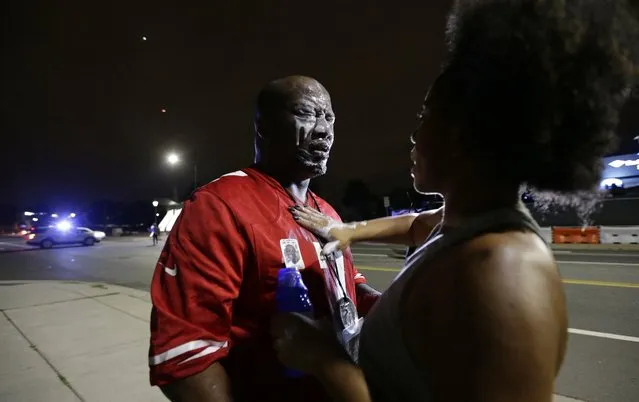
[{"x1": 2, "y1": 1, "x2": 638, "y2": 211}]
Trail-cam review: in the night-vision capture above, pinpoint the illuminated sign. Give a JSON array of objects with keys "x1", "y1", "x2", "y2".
[
  {"x1": 608, "y1": 159, "x2": 639, "y2": 170},
  {"x1": 602, "y1": 153, "x2": 639, "y2": 179},
  {"x1": 600, "y1": 178, "x2": 623, "y2": 188}
]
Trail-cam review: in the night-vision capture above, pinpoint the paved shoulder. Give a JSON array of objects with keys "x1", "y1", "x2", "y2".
[
  {"x1": 0, "y1": 280, "x2": 591, "y2": 402},
  {"x1": 0, "y1": 281, "x2": 163, "y2": 402}
]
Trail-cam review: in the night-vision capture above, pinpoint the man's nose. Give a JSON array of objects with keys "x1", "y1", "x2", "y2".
[{"x1": 312, "y1": 117, "x2": 331, "y2": 139}]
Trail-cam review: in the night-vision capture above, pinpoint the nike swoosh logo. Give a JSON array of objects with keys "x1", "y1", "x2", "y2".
[
  {"x1": 164, "y1": 266, "x2": 177, "y2": 276},
  {"x1": 158, "y1": 262, "x2": 177, "y2": 276}
]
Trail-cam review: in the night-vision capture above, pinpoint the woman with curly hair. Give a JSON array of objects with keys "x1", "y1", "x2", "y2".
[{"x1": 271, "y1": 1, "x2": 639, "y2": 401}]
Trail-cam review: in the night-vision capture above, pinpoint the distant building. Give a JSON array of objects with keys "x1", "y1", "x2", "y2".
[{"x1": 601, "y1": 153, "x2": 639, "y2": 189}]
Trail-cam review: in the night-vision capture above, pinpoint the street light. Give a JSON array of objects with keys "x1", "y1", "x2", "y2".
[
  {"x1": 152, "y1": 200, "x2": 159, "y2": 227},
  {"x1": 165, "y1": 151, "x2": 198, "y2": 200},
  {"x1": 167, "y1": 153, "x2": 180, "y2": 165}
]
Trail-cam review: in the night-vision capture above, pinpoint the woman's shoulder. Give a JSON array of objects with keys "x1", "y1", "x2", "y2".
[{"x1": 401, "y1": 229, "x2": 564, "y2": 358}]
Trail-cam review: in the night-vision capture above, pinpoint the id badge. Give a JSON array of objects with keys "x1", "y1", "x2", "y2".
[
  {"x1": 335, "y1": 296, "x2": 362, "y2": 362},
  {"x1": 323, "y1": 252, "x2": 361, "y2": 361},
  {"x1": 336, "y1": 296, "x2": 358, "y2": 331}
]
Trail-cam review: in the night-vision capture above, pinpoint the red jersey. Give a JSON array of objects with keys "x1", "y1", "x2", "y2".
[{"x1": 148, "y1": 167, "x2": 367, "y2": 402}]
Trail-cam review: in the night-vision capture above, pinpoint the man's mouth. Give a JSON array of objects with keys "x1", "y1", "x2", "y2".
[
  {"x1": 309, "y1": 142, "x2": 330, "y2": 152},
  {"x1": 306, "y1": 142, "x2": 331, "y2": 159}
]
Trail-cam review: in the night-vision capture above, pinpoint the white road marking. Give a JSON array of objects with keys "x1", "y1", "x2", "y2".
[
  {"x1": 560, "y1": 252, "x2": 639, "y2": 257},
  {"x1": 352, "y1": 253, "x2": 391, "y2": 258},
  {"x1": 569, "y1": 328, "x2": 639, "y2": 343},
  {"x1": 557, "y1": 260, "x2": 639, "y2": 267},
  {"x1": 0, "y1": 241, "x2": 32, "y2": 249}
]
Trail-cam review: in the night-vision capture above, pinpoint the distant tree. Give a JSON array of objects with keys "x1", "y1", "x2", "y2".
[
  {"x1": 121, "y1": 200, "x2": 155, "y2": 226},
  {"x1": 86, "y1": 200, "x2": 121, "y2": 226},
  {"x1": 0, "y1": 204, "x2": 18, "y2": 226},
  {"x1": 389, "y1": 187, "x2": 412, "y2": 210},
  {"x1": 342, "y1": 179, "x2": 377, "y2": 220}
]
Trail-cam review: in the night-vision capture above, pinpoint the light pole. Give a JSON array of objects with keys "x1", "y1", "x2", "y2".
[
  {"x1": 166, "y1": 153, "x2": 180, "y2": 201},
  {"x1": 152, "y1": 200, "x2": 159, "y2": 227},
  {"x1": 166, "y1": 151, "x2": 198, "y2": 201}
]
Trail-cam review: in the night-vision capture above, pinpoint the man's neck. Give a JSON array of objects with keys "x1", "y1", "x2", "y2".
[
  {"x1": 254, "y1": 162, "x2": 311, "y2": 203},
  {"x1": 286, "y1": 180, "x2": 311, "y2": 203}
]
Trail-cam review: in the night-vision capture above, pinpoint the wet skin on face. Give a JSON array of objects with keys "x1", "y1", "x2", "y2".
[{"x1": 258, "y1": 76, "x2": 336, "y2": 180}]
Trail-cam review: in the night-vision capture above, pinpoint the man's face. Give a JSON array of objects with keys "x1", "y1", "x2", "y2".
[
  {"x1": 267, "y1": 82, "x2": 335, "y2": 178},
  {"x1": 284, "y1": 244, "x2": 299, "y2": 263}
]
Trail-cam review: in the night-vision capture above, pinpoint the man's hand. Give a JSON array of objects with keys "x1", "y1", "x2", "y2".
[
  {"x1": 159, "y1": 362, "x2": 232, "y2": 402},
  {"x1": 271, "y1": 313, "x2": 345, "y2": 375}
]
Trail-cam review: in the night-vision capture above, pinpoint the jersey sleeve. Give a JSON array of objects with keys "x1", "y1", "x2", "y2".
[
  {"x1": 148, "y1": 190, "x2": 247, "y2": 386},
  {"x1": 352, "y1": 264, "x2": 367, "y2": 285}
]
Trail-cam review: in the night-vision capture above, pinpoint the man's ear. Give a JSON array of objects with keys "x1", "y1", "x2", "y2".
[{"x1": 254, "y1": 115, "x2": 267, "y2": 141}]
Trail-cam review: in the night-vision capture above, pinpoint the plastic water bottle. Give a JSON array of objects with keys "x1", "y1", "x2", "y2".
[{"x1": 275, "y1": 267, "x2": 314, "y2": 378}]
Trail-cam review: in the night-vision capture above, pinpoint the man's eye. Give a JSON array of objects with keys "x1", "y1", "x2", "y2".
[
  {"x1": 294, "y1": 109, "x2": 313, "y2": 116},
  {"x1": 325, "y1": 115, "x2": 335, "y2": 122}
]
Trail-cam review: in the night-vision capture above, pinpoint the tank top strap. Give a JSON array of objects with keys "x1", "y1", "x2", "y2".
[{"x1": 402, "y1": 204, "x2": 546, "y2": 279}]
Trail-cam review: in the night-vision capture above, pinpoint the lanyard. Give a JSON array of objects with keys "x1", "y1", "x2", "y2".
[
  {"x1": 281, "y1": 185, "x2": 362, "y2": 361},
  {"x1": 282, "y1": 189, "x2": 349, "y2": 300}
]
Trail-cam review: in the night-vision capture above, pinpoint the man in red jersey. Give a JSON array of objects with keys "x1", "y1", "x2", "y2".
[{"x1": 148, "y1": 75, "x2": 380, "y2": 402}]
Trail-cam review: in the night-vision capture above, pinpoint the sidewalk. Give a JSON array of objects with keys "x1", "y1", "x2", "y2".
[
  {"x1": 0, "y1": 281, "x2": 163, "y2": 402},
  {"x1": 0, "y1": 281, "x2": 586, "y2": 402}
]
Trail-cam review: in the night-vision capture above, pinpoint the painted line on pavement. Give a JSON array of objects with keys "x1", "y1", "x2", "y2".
[
  {"x1": 0, "y1": 241, "x2": 31, "y2": 249},
  {"x1": 558, "y1": 260, "x2": 639, "y2": 267},
  {"x1": 352, "y1": 253, "x2": 392, "y2": 258},
  {"x1": 354, "y1": 259, "x2": 639, "y2": 267},
  {"x1": 355, "y1": 250, "x2": 639, "y2": 265},
  {"x1": 356, "y1": 266, "x2": 639, "y2": 289},
  {"x1": 562, "y1": 279, "x2": 639, "y2": 289},
  {"x1": 568, "y1": 328, "x2": 639, "y2": 343},
  {"x1": 358, "y1": 266, "x2": 401, "y2": 272},
  {"x1": 561, "y1": 252, "x2": 639, "y2": 257}
]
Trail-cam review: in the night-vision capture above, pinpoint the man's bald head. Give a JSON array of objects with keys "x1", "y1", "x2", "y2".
[
  {"x1": 253, "y1": 75, "x2": 335, "y2": 180},
  {"x1": 256, "y1": 75, "x2": 330, "y2": 120}
]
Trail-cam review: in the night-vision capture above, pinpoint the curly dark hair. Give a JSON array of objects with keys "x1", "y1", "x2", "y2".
[{"x1": 437, "y1": 0, "x2": 639, "y2": 193}]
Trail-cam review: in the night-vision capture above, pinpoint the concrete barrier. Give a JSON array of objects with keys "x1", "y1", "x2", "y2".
[
  {"x1": 539, "y1": 227, "x2": 553, "y2": 244},
  {"x1": 599, "y1": 226, "x2": 639, "y2": 244}
]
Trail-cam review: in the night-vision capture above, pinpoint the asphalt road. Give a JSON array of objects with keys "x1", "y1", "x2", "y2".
[{"x1": 0, "y1": 236, "x2": 637, "y2": 402}]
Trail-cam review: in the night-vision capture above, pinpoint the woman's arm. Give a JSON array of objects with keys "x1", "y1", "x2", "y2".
[
  {"x1": 291, "y1": 206, "x2": 443, "y2": 249},
  {"x1": 271, "y1": 312, "x2": 373, "y2": 402},
  {"x1": 350, "y1": 207, "x2": 443, "y2": 246},
  {"x1": 316, "y1": 357, "x2": 373, "y2": 402}
]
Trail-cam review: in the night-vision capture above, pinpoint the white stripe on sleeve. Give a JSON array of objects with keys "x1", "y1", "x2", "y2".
[{"x1": 149, "y1": 339, "x2": 228, "y2": 366}]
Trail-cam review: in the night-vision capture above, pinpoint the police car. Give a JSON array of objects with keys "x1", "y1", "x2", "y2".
[{"x1": 25, "y1": 223, "x2": 106, "y2": 249}]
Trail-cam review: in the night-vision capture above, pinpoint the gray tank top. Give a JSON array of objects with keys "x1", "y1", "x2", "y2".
[{"x1": 357, "y1": 205, "x2": 547, "y2": 401}]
